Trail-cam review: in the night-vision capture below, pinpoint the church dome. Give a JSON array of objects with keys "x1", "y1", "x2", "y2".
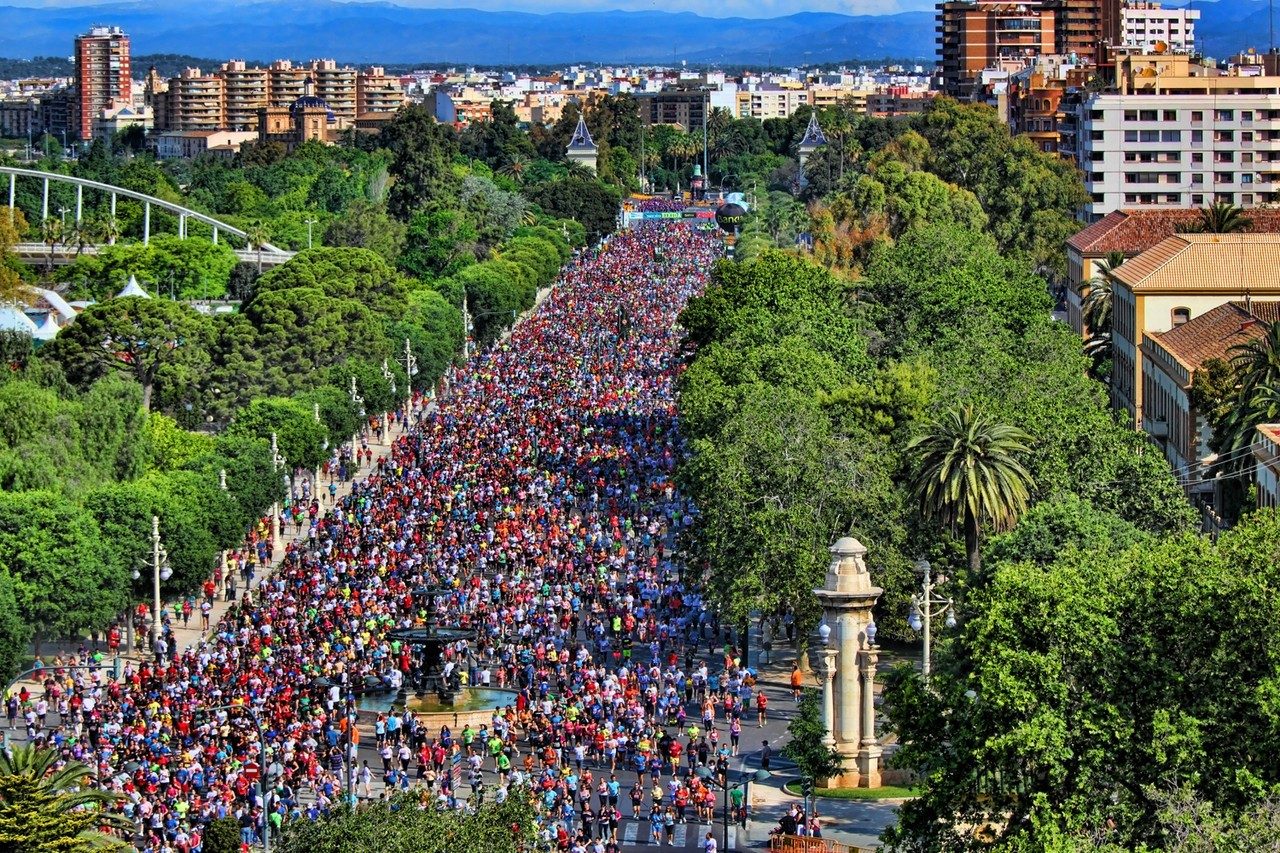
[{"x1": 291, "y1": 94, "x2": 337, "y2": 124}]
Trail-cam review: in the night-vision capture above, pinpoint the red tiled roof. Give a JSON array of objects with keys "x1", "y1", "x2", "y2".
[
  {"x1": 1146, "y1": 300, "x2": 1279, "y2": 373},
  {"x1": 1066, "y1": 209, "x2": 1280, "y2": 256}
]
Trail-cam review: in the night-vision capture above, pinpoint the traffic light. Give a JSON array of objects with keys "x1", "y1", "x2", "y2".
[{"x1": 801, "y1": 777, "x2": 814, "y2": 798}]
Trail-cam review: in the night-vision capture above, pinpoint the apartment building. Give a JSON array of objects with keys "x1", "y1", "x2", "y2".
[
  {"x1": 735, "y1": 87, "x2": 810, "y2": 120},
  {"x1": 937, "y1": 1, "x2": 1057, "y2": 99},
  {"x1": 156, "y1": 68, "x2": 225, "y2": 131},
  {"x1": 221, "y1": 60, "x2": 268, "y2": 131},
  {"x1": 1046, "y1": 0, "x2": 1121, "y2": 62},
  {"x1": 1072, "y1": 52, "x2": 1280, "y2": 219},
  {"x1": 1120, "y1": 1, "x2": 1198, "y2": 52},
  {"x1": 1108, "y1": 233, "x2": 1280, "y2": 428},
  {"x1": 636, "y1": 90, "x2": 708, "y2": 130},
  {"x1": 268, "y1": 60, "x2": 310, "y2": 107},
  {"x1": 75, "y1": 25, "x2": 132, "y2": 141},
  {"x1": 356, "y1": 67, "x2": 406, "y2": 115},
  {"x1": 312, "y1": 59, "x2": 357, "y2": 123}
]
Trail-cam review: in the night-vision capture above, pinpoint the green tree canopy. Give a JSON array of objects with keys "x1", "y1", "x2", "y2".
[{"x1": 42, "y1": 296, "x2": 213, "y2": 411}]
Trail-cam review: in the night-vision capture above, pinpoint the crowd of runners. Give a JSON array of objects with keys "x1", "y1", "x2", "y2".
[{"x1": 1, "y1": 224, "x2": 804, "y2": 853}]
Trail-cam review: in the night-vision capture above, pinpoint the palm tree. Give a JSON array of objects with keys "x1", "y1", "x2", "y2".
[
  {"x1": 500, "y1": 155, "x2": 529, "y2": 186},
  {"x1": 0, "y1": 743, "x2": 130, "y2": 849},
  {"x1": 1217, "y1": 321, "x2": 1280, "y2": 458},
  {"x1": 39, "y1": 217, "x2": 62, "y2": 272},
  {"x1": 1081, "y1": 250, "x2": 1126, "y2": 377},
  {"x1": 244, "y1": 220, "x2": 269, "y2": 274},
  {"x1": 1182, "y1": 201, "x2": 1253, "y2": 234},
  {"x1": 95, "y1": 215, "x2": 121, "y2": 246},
  {"x1": 906, "y1": 406, "x2": 1035, "y2": 576}
]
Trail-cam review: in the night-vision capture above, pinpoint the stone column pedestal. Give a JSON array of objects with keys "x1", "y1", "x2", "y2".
[{"x1": 810, "y1": 537, "x2": 883, "y2": 789}]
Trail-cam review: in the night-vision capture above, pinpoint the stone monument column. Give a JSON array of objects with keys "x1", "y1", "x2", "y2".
[{"x1": 810, "y1": 536, "x2": 882, "y2": 788}]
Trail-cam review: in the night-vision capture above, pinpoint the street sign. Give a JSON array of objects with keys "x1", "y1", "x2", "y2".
[{"x1": 242, "y1": 760, "x2": 260, "y2": 782}]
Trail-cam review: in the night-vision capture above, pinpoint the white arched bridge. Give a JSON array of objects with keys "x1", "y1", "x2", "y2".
[{"x1": 2, "y1": 166, "x2": 296, "y2": 268}]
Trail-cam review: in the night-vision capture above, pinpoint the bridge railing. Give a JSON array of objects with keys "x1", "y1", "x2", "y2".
[{"x1": 1, "y1": 166, "x2": 285, "y2": 253}]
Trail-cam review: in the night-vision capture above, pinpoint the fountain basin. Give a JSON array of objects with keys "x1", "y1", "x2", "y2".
[{"x1": 357, "y1": 687, "x2": 518, "y2": 729}]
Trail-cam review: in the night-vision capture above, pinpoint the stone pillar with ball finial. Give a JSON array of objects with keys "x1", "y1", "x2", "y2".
[{"x1": 810, "y1": 536, "x2": 882, "y2": 788}]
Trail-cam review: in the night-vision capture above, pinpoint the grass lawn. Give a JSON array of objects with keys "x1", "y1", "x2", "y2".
[{"x1": 783, "y1": 781, "x2": 919, "y2": 800}]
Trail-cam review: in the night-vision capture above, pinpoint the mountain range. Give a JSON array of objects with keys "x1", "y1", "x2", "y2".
[{"x1": 0, "y1": 0, "x2": 1271, "y2": 67}]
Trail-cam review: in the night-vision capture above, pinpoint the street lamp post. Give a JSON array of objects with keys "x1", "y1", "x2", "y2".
[
  {"x1": 403, "y1": 338, "x2": 418, "y2": 423},
  {"x1": 349, "y1": 376, "x2": 365, "y2": 471},
  {"x1": 58, "y1": 206, "x2": 68, "y2": 229},
  {"x1": 218, "y1": 469, "x2": 230, "y2": 595},
  {"x1": 304, "y1": 218, "x2": 318, "y2": 250},
  {"x1": 312, "y1": 403, "x2": 324, "y2": 500},
  {"x1": 270, "y1": 433, "x2": 286, "y2": 553},
  {"x1": 380, "y1": 359, "x2": 396, "y2": 445},
  {"x1": 908, "y1": 559, "x2": 955, "y2": 683},
  {"x1": 131, "y1": 516, "x2": 173, "y2": 660},
  {"x1": 696, "y1": 766, "x2": 770, "y2": 851},
  {"x1": 202, "y1": 703, "x2": 272, "y2": 853}
]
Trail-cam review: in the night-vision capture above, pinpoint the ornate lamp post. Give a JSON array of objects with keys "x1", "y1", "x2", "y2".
[
  {"x1": 349, "y1": 375, "x2": 365, "y2": 469},
  {"x1": 380, "y1": 359, "x2": 396, "y2": 445},
  {"x1": 131, "y1": 516, "x2": 173, "y2": 658},
  {"x1": 403, "y1": 338, "x2": 418, "y2": 422},
  {"x1": 270, "y1": 433, "x2": 286, "y2": 552},
  {"x1": 908, "y1": 559, "x2": 956, "y2": 683}
]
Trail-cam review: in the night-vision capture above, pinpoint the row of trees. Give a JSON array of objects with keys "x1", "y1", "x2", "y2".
[{"x1": 673, "y1": 97, "x2": 1272, "y2": 849}]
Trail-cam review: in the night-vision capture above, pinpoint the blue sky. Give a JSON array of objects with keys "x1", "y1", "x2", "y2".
[
  {"x1": 6, "y1": 0, "x2": 939, "y2": 15},
  {"x1": 341, "y1": 0, "x2": 938, "y2": 13}
]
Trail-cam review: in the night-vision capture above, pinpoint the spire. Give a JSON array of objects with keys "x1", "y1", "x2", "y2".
[
  {"x1": 567, "y1": 114, "x2": 597, "y2": 152},
  {"x1": 799, "y1": 111, "x2": 828, "y2": 149}
]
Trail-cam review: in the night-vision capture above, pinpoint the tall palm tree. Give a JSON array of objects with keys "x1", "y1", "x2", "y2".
[
  {"x1": 95, "y1": 215, "x2": 121, "y2": 246},
  {"x1": 244, "y1": 220, "x2": 269, "y2": 274},
  {"x1": 1183, "y1": 201, "x2": 1253, "y2": 234},
  {"x1": 39, "y1": 217, "x2": 62, "y2": 272},
  {"x1": 1082, "y1": 250, "x2": 1126, "y2": 377},
  {"x1": 0, "y1": 743, "x2": 130, "y2": 849},
  {"x1": 906, "y1": 406, "x2": 1035, "y2": 576}
]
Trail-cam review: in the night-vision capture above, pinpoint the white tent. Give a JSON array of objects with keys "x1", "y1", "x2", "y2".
[
  {"x1": 117, "y1": 275, "x2": 150, "y2": 299},
  {"x1": 0, "y1": 305, "x2": 37, "y2": 336}
]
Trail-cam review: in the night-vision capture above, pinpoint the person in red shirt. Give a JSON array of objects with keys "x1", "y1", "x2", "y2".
[{"x1": 756, "y1": 690, "x2": 769, "y2": 727}]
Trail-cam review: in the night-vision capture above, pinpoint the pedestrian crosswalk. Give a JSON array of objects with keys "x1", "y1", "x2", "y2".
[{"x1": 617, "y1": 820, "x2": 740, "y2": 849}]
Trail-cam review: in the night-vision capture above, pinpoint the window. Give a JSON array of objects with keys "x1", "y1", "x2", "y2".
[
  {"x1": 1244, "y1": 152, "x2": 1255, "y2": 163},
  {"x1": 1192, "y1": 194, "x2": 1204, "y2": 205},
  {"x1": 1124, "y1": 109, "x2": 1137, "y2": 121},
  {"x1": 1192, "y1": 129, "x2": 1203, "y2": 142},
  {"x1": 1140, "y1": 109, "x2": 1158, "y2": 121},
  {"x1": 1216, "y1": 151, "x2": 1235, "y2": 163},
  {"x1": 1192, "y1": 110, "x2": 1204, "y2": 121},
  {"x1": 1215, "y1": 130, "x2": 1235, "y2": 142},
  {"x1": 1243, "y1": 110, "x2": 1255, "y2": 121},
  {"x1": 1162, "y1": 130, "x2": 1181, "y2": 142},
  {"x1": 1216, "y1": 172, "x2": 1234, "y2": 184},
  {"x1": 1193, "y1": 152, "x2": 1204, "y2": 163},
  {"x1": 1092, "y1": 130, "x2": 1105, "y2": 140},
  {"x1": 1164, "y1": 109, "x2": 1177, "y2": 121},
  {"x1": 1193, "y1": 174, "x2": 1204, "y2": 184},
  {"x1": 1091, "y1": 109, "x2": 1104, "y2": 119},
  {"x1": 1243, "y1": 193, "x2": 1256, "y2": 204},
  {"x1": 1172, "y1": 308, "x2": 1191, "y2": 327},
  {"x1": 1216, "y1": 109, "x2": 1234, "y2": 121},
  {"x1": 1125, "y1": 130, "x2": 1138, "y2": 142},
  {"x1": 1244, "y1": 131, "x2": 1255, "y2": 141},
  {"x1": 1242, "y1": 173, "x2": 1255, "y2": 184}
]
